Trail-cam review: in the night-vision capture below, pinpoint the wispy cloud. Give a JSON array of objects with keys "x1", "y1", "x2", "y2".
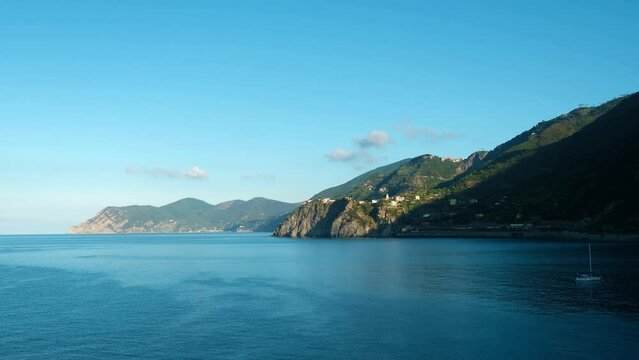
[
  {"x1": 326, "y1": 129, "x2": 390, "y2": 170},
  {"x1": 395, "y1": 122, "x2": 458, "y2": 143},
  {"x1": 241, "y1": 174, "x2": 276, "y2": 182},
  {"x1": 325, "y1": 149, "x2": 357, "y2": 162},
  {"x1": 126, "y1": 166, "x2": 209, "y2": 180},
  {"x1": 325, "y1": 149, "x2": 385, "y2": 169},
  {"x1": 355, "y1": 130, "x2": 390, "y2": 149}
]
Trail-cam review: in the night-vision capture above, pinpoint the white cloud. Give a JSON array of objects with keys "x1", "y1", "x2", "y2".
[
  {"x1": 355, "y1": 130, "x2": 390, "y2": 148},
  {"x1": 395, "y1": 122, "x2": 458, "y2": 143},
  {"x1": 326, "y1": 149, "x2": 356, "y2": 161},
  {"x1": 126, "y1": 166, "x2": 209, "y2": 180},
  {"x1": 183, "y1": 166, "x2": 208, "y2": 180}
]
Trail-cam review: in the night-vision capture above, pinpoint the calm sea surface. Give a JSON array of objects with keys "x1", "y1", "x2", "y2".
[{"x1": 1, "y1": 233, "x2": 638, "y2": 359}]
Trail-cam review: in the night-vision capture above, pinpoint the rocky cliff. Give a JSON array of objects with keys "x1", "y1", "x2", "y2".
[
  {"x1": 273, "y1": 199, "x2": 378, "y2": 237},
  {"x1": 69, "y1": 206, "x2": 189, "y2": 233},
  {"x1": 70, "y1": 207, "x2": 143, "y2": 233}
]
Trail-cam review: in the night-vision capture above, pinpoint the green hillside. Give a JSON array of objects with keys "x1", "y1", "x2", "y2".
[
  {"x1": 441, "y1": 96, "x2": 628, "y2": 192},
  {"x1": 376, "y1": 153, "x2": 485, "y2": 197},
  {"x1": 275, "y1": 92, "x2": 639, "y2": 237},
  {"x1": 312, "y1": 158, "x2": 410, "y2": 200},
  {"x1": 70, "y1": 197, "x2": 301, "y2": 233},
  {"x1": 312, "y1": 152, "x2": 488, "y2": 201},
  {"x1": 402, "y1": 93, "x2": 639, "y2": 232}
]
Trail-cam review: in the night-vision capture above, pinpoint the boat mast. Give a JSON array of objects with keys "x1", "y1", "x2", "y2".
[{"x1": 588, "y1": 243, "x2": 592, "y2": 274}]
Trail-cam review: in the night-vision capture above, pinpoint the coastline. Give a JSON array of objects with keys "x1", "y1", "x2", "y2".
[
  {"x1": 391, "y1": 230, "x2": 639, "y2": 242},
  {"x1": 60, "y1": 229, "x2": 639, "y2": 242},
  {"x1": 273, "y1": 230, "x2": 639, "y2": 241}
]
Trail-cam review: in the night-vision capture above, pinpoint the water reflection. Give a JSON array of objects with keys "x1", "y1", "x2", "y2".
[
  {"x1": 1, "y1": 234, "x2": 638, "y2": 359},
  {"x1": 289, "y1": 238, "x2": 639, "y2": 316}
]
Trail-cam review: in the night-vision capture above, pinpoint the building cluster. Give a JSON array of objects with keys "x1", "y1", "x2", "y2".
[
  {"x1": 306, "y1": 198, "x2": 337, "y2": 205},
  {"x1": 309, "y1": 193, "x2": 424, "y2": 210},
  {"x1": 441, "y1": 156, "x2": 463, "y2": 162}
]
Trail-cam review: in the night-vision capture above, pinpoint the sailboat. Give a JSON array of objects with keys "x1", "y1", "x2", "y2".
[{"x1": 576, "y1": 243, "x2": 601, "y2": 282}]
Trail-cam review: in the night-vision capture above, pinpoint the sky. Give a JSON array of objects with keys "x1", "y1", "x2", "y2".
[{"x1": 1, "y1": 0, "x2": 638, "y2": 233}]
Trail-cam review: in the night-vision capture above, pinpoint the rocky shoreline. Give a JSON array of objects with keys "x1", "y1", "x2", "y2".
[{"x1": 274, "y1": 228, "x2": 639, "y2": 241}]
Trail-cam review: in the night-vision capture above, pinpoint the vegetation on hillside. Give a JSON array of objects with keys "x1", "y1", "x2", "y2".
[
  {"x1": 276, "y1": 93, "x2": 639, "y2": 237},
  {"x1": 71, "y1": 197, "x2": 301, "y2": 233}
]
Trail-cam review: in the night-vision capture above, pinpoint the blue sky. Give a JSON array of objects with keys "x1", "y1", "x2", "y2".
[{"x1": 1, "y1": 0, "x2": 638, "y2": 233}]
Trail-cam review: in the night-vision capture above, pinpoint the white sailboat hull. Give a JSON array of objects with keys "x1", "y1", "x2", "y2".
[
  {"x1": 576, "y1": 244, "x2": 601, "y2": 282},
  {"x1": 576, "y1": 275, "x2": 601, "y2": 282}
]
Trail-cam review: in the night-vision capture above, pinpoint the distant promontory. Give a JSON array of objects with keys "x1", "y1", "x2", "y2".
[{"x1": 69, "y1": 197, "x2": 300, "y2": 234}]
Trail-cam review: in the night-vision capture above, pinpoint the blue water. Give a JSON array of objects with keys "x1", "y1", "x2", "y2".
[{"x1": 1, "y1": 234, "x2": 639, "y2": 359}]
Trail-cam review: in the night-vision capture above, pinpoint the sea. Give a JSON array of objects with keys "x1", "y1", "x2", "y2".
[{"x1": 1, "y1": 233, "x2": 638, "y2": 359}]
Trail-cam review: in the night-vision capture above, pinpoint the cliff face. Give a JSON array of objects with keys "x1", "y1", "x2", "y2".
[
  {"x1": 273, "y1": 199, "x2": 377, "y2": 238},
  {"x1": 69, "y1": 207, "x2": 181, "y2": 234},
  {"x1": 69, "y1": 207, "x2": 125, "y2": 234}
]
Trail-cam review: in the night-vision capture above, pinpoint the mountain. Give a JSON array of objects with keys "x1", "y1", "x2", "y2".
[
  {"x1": 312, "y1": 152, "x2": 487, "y2": 201},
  {"x1": 375, "y1": 152, "x2": 487, "y2": 197},
  {"x1": 274, "y1": 152, "x2": 488, "y2": 238},
  {"x1": 69, "y1": 197, "x2": 300, "y2": 234},
  {"x1": 311, "y1": 158, "x2": 410, "y2": 200},
  {"x1": 416, "y1": 92, "x2": 639, "y2": 232},
  {"x1": 438, "y1": 95, "x2": 627, "y2": 191},
  {"x1": 275, "y1": 93, "x2": 639, "y2": 238}
]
